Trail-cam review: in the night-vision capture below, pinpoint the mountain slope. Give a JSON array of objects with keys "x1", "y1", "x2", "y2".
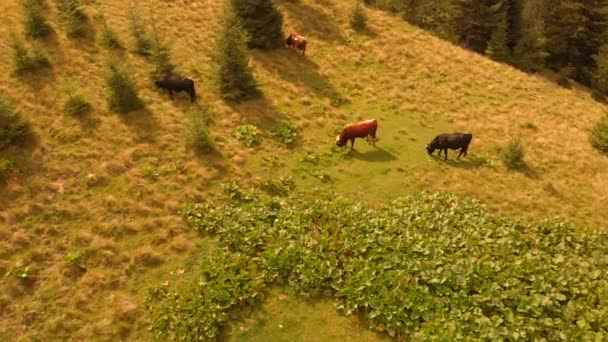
[{"x1": 1, "y1": 0, "x2": 607, "y2": 340}]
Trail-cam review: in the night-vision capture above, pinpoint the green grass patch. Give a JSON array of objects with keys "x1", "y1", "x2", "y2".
[
  {"x1": 148, "y1": 186, "x2": 608, "y2": 340},
  {"x1": 234, "y1": 124, "x2": 261, "y2": 148}
]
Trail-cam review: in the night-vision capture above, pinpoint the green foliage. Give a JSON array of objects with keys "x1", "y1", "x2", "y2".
[
  {"x1": 186, "y1": 108, "x2": 214, "y2": 153},
  {"x1": 21, "y1": 0, "x2": 52, "y2": 38},
  {"x1": 452, "y1": 0, "x2": 503, "y2": 53},
  {"x1": 270, "y1": 121, "x2": 298, "y2": 148},
  {"x1": 55, "y1": 0, "x2": 87, "y2": 38},
  {"x1": 501, "y1": 138, "x2": 525, "y2": 169},
  {"x1": 255, "y1": 176, "x2": 296, "y2": 196},
  {"x1": 234, "y1": 124, "x2": 261, "y2": 147},
  {"x1": 0, "y1": 95, "x2": 28, "y2": 150},
  {"x1": 485, "y1": 11, "x2": 510, "y2": 62},
  {"x1": 104, "y1": 61, "x2": 144, "y2": 113},
  {"x1": 127, "y1": 0, "x2": 151, "y2": 55},
  {"x1": 216, "y1": 7, "x2": 259, "y2": 101},
  {"x1": 350, "y1": 1, "x2": 367, "y2": 31},
  {"x1": 589, "y1": 111, "x2": 608, "y2": 154},
  {"x1": 0, "y1": 159, "x2": 14, "y2": 184},
  {"x1": 63, "y1": 251, "x2": 86, "y2": 270},
  {"x1": 59, "y1": 77, "x2": 90, "y2": 116},
  {"x1": 98, "y1": 14, "x2": 121, "y2": 49},
  {"x1": 513, "y1": 23, "x2": 547, "y2": 72},
  {"x1": 148, "y1": 187, "x2": 608, "y2": 340},
  {"x1": 149, "y1": 40, "x2": 174, "y2": 80},
  {"x1": 229, "y1": 0, "x2": 284, "y2": 49},
  {"x1": 10, "y1": 32, "x2": 51, "y2": 74},
  {"x1": 593, "y1": 44, "x2": 608, "y2": 98},
  {"x1": 141, "y1": 163, "x2": 159, "y2": 181}
]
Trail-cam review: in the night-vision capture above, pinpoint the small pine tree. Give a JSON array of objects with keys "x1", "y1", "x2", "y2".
[
  {"x1": 10, "y1": 32, "x2": 51, "y2": 74},
  {"x1": 589, "y1": 111, "x2": 608, "y2": 153},
  {"x1": 216, "y1": 7, "x2": 259, "y2": 101},
  {"x1": 55, "y1": 0, "x2": 87, "y2": 38},
  {"x1": 186, "y1": 108, "x2": 213, "y2": 153},
  {"x1": 593, "y1": 44, "x2": 608, "y2": 98},
  {"x1": 485, "y1": 11, "x2": 510, "y2": 62},
  {"x1": 98, "y1": 14, "x2": 121, "y2": 49},
  {"x1": 59, "y1": 77, "x2": 90, "y2": 116},
  {"x1": 0, "y1": 94, "x2": 29, "y2": 150},
  {"x1": 21, "y1": 0, "x2": 52, "y2": 38},
  {"x1": 127, "y1": 1, "x2": 151, "y2": 55},
  {"x1": 104, "y1": 61, "x2": 144, "y2": 113},
  {"x1": 147, "y1": 4, "x2": 174, "y2": 79},
  {"x1": 350, "y1": 1, "x2": 367, "y2": 31},
  {"x1": 230, "y1": 0, "x2": 284, "y2": 49},
  {"x1": 501, "y1": 138, "x2": 525, "y2": 169}
]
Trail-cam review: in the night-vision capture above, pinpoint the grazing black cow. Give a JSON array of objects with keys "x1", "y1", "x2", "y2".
[
  {"x1": 426, "y1": 133, "x2": 473, "y2": 160},
  {"x1": 154, "y1": 74, "x2": 196, "y2": 103}
]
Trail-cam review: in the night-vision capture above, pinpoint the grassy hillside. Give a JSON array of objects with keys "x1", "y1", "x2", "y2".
[{"x1": 1, "y1": 0, "x2": 607, "y2": 340}]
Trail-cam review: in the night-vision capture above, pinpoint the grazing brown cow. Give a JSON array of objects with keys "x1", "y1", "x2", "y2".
[
  {"x1": 336, "y1": 119, "x2": 378, "y2": 150},
  {"x1": 426, "y1": 133, "x2": 473, "y2": 160},
  {"x1": 285, "y1": 33, "x2": 307, "y2": 55}
]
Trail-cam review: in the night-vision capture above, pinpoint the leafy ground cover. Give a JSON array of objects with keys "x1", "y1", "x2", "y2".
[{"x1": 147, "y1": 184, "x2": 608, "y2": 340}]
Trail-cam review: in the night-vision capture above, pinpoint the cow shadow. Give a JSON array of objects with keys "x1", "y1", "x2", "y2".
[
  {"x1": 282, "y1": 1, "x2": 345, "y2": 43},
  {"x1": 118, "y1": 108, "x2": 161, "y2": 143},
  {"x1": 252, "y1": 49, "x2": 348, "y2": 106},
  {"x1": 430, "y1": 153, "x2": 483, "y2": 169},
  {"x1": 350, "y1": 147, "x2": 397, "y2": 162}
]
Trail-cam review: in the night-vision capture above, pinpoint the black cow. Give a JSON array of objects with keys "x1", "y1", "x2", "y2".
[
  {"x1": 155, "y1": 74, "x2": 196, "y2": 103},
  {"x1": 426, "y1": 133, "x2": 473, "y2": 160}
]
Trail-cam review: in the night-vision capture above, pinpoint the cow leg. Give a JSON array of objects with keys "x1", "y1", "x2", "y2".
[
  {"x1": 350, "y1": 138, "x2": 355, "y2": 150},
  {"x1": 464, "y1": 146, "x2": 468, "y2": 157},
  {"x1": 371, "y1": 132, "x2": 377, "y2": 147},
  {"x1": 168, "y1": 90, "x2": 174, "y2": 100},
  {"x1": 457, "y1": 148, "x2": 464, "y2": 159},
  {"x1": 444, "y1": 148, "x2": 448, "y2": 160}
]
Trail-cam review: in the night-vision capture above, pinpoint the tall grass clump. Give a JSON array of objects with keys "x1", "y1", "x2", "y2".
[
  {"x1": 10, "y1": 32, "x2": 50, "y2": 74},
  {"x1": 186, "y1": 108, "x2": 213, "y2": 153},
  {"x1": 127, "y1": 0, "x2": 151, "y2": 55},
  {"x1": 59, "y1": 77, "x2": 90, "y2": 116},
  {"x1": 104, "y1": 61, "x2": 144, "y2": 113},
  {"x1": 21, "y1": 0, "x2": 52, "y2": 38},
  {"x1": 216, "y1": 6, "x2": 259, "y2": 101},
  {"x1": 501, "y1": 138, "x2": 525, "y2": 169},
  {"x1": 350, "y1": 1, "x2": 367, "y2": 31},
  {"x1": 97, "y1": 14, "x2": 121, "y2": 49},
  {"x1": 55, "y1": 0, "x2": 87, "y2": 38},
  {"x1": 0, "y1": 95, "x2": 29, "y2": 150},
  {"x1": 148, "y1": 187, "x2": 608, "y2": 340},
  {"x1": 589, "y1": 111, "x2": 608, "y2": 154}
]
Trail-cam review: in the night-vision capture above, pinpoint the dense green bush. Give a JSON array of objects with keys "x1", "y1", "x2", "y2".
[
  {"x1": 589, "y1": 111, "x2": 608, "y2": 154},
  {"x1": 270, "y1": 121, "x2": 298, "y2": 148},
  {"x1": 10, "y1": 32, "x2": 51, "y2": 74},
  {"x1": 350, "y1": 1, "x2": 367, "y2": 31},
  {"x1": 104, "y1": 61, "x2": 143, "y2": 113},
  {"x1": 501, "y1": 138, "x2": 525, "y2": 169},
  {"x1": 21, "y1": 0, "x2": 52, "y2": 38},
  {"x1": 0, "y1": 95, "x2": 29, "y2": 150},
  {"x1": 216, "y1": 6, "x2": 259, "y2": 101},
  {"x1": 234, "y1": 124, "x2": 261, "y2": 147},
  {"x1": 148, "y1": 187, "x2": 608, "y2": 340}
]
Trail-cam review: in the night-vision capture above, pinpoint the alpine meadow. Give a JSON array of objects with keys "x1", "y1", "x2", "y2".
[{"x1": 1, "y1": 0, "x2": 608, "y2": 341}]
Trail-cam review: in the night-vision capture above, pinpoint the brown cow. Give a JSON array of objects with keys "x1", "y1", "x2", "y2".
[
  {"x1": 285, "y1": 33, "x2": 307, "y2": 55},
  {"x1": 335, "y1": 119, "x2": 378, "y2": 150}
]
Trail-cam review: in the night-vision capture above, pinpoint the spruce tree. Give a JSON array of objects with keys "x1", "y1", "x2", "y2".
[
  {"x1": 229, "y1": 0, "x2": 284, "y2": 49},
  {"x1": 513, "y1": 22, "x2": 547, "y2": 72},
  {"x1": 593, "y1": 44, "x2": 608, "y2": 98},
  {"x1": 486, "y1": 10, "x2": 510, "y2": 61},
  {"x1": 104, "y1": 61, "x2": 144, "y2": 113},
  {"x1": 216, "y1": 7, "x2": 259, "y2": 101},
  {"x1": 452, "y1": 0, "x2": 503, "y2": 53},
  {"x1": 21, "y1": 0, "x2": 52, "y2": 39}
]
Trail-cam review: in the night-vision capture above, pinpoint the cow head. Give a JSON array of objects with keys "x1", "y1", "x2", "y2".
[
  {"x1": 285, "y1": 33, "x2": 293, "y2": 47},
  {"x1": 335, "y1": 134, "x2": 347, "y2": 147},
  {"x1": 426, "y1": 143, "x2": 435, "y2": 155}
]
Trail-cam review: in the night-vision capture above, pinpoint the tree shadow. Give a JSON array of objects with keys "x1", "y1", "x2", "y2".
[
  {"x1": 252, "y1": 49, "x2": 348, "y2": 106},
  {"x1": 282, "y1": 1, "x2": 345, "y2": 43},
  {"x1": 0, "y1": 129, "x2": 40, "y2": 195},
  {"x1": 349, "y1": 147, "x2": 397, "y2": 162},
  {"x1": 117, "y1": 108, "x2": 161, "y2": 143},
  {"x1": 226, "y1": 95, "x2": 287, "y2": 130}
]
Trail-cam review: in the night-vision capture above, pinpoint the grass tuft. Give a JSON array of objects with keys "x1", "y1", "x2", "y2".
[{"x1": 501, "y1": 138, "x2": 525, "y2": 169}]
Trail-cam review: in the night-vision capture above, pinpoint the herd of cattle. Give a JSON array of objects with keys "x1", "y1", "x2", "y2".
[{"x1": 154, "y1": 32, "x2": 472, "y2": 160}]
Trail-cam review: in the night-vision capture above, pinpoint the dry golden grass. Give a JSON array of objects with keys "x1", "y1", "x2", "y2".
[{"x1": 1, "y1": 0, "x2": 607, "y2": 341}]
